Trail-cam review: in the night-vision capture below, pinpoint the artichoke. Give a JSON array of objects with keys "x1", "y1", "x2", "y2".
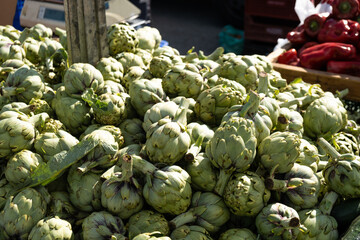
[
  {"x1": 303, "y1": 95, "x2": 347, "y2": 140},
  {"x1": 96, "y1": 56, "x2": 124, "y2": 83},
  {"x1": 48, "y1": 191, "x2": 79, "y2": 225},
  {"x1": 19, "y1": 23, "x2": 52, "y2": 42},
  {"x1": 116, "y1": 52, "x2": 145, "y2": 74},
  {"x1": 127, "y1": 210, "x2": 170, "y2": 239},
  {"x1": 142, "y1": 101, "x2": 180, "y2": 132},
  {"x1": 218, "y1": 228, "x2": 257, "y2": 240},
  {"x1": 63, "y1": 63, "x2": 104, "y2": 97},
  {"x1": 206, "y1": 114, "x2": 257, "y2": 196},
  {"x1": 149, "y1": 53, "x2": 182, "y2": 78},
  {"x1": 169, "y1": 191, "x2": 230, "y2": 233},
  {"x1": 185, "y1": 152, "x2": 217, "y2": 192},
  {"x1": 0, "y1": 178, "x2": 12, "y2": 210},
  {"x1": 170, "y1": 225, "x2": 213, "y2": 240},
  {"x1": 101, "y1": 154, "x2": 144, "y2": 219},
  {"x1": 108, "y1": 22, "x2": 139, "y2": 55},
  {"x1": 172, "y1": 96, "x2": 197, "y2": 123},
  {"x1": 318, "y1": 137, "x2": 360, "y2": 198},
  {"x1": 275, "y1": 107, "x2": 304, "y2": 137},
  {"x1": 4, "y1": 149, "x2": 44, "y2": 185},
  {"x1": 296, "y1": 138, "x2": 320, "y2": 173},
  {"x1": 81, "y1": 211, "x2": 127, "y2": 240},
  {"x1": 255, "y1": 202, "x2": 306, "y2": 240},
  {"x1": 136, "y1": 26, "x2": 162, "y2": 51},
  {"x1": 0, "y1": 187, "x2": 49, "y2": 239},
  {"x1": 131, "y1": 155, "x2": 192, "y2": 215},
  {"x1": 330, "y1": 131, "x2": 359, "y2": 155},
  {"x1": 297, "y1": 191, "x2": 338, "y2": 240},
  {"x1": 122, "y1": 65, "x2": 147, "y2": 89},
  {"x1": 129, "y1": 78, "x2": 168, "y2": 116},
  {"x1": 101, "y1": 80, "x2": 126, "y2": 94},
  {"x1": 66, "y1": 164, "x2": 102, "y2": 212},
  {"x1": 0, "y1": 25, "x2": 20, "y2": 41},
  {"x1": 118, "y1": 118, "x2": 146, "y2": 146},
  {"x1": 0, "y1": 67, "x2": 45, "y2": 104},
  {"x1": 186, "y1": 121, "x2": 214, "y2": 159},
  {"x1": 194, "y1": 84, "x2": 244, "y2": 126},
  {"x1": 257, "y1": 131, "x2": 301, "y2": 174},
  {"x1": 266, "y1": 163, "x2": 321, "y2": 210},
  {"x1": 162, "y1": 64, "x2": 207, "y2": 99},
  {"x1": 28, "y1": 216, "x2": 74, "y2": 240},
  {"x1": 224, "y1": 171, "x2": 271, "y2": 216}
]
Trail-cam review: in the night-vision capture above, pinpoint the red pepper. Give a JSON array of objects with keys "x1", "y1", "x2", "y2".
[
  {"x1": 287, "y1": 25, "x2": 310, "y2": 46},
  {"x1": 331, "y1": 0, "x2": 359, "y2": 19},
  {"x1": 304, "y1": 13, "x2": 330, "y2": 38},
  {"x1": 277, "y1": 48, "x2": 300, "y2": 65},
  {"x1": 298, "y1": 41, "x2": 319, "y2": 55},
  {"x1": 299, "y1": 42, "x2": 356, "y2": 69},
  {"x1": 327, "y1": 60, "x2": 360, "y2": 76},
  {"x1": 317, "y1": 19, "x2": 360, "y2": 44}
]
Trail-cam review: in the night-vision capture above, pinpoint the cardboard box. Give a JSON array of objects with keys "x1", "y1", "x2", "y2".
[{"x1": 0, "y1": 0, "x2": 18, "y2": 26}]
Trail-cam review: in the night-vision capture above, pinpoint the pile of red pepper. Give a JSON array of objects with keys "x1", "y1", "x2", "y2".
[{"x1": 277, "y1": 0, "x2": 360, "y2": 77}]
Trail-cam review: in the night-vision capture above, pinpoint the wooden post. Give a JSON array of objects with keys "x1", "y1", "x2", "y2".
[{"x1": 64, "y1": 0, "x2": 109, "y2": 65}]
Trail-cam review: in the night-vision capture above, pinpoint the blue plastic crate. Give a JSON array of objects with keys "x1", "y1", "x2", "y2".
[{"x1": 13, "y1": 0, "x2": 25, "y2": 30}]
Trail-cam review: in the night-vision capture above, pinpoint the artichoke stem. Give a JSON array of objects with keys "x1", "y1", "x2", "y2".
[
  {"x1": 130, "y1": 154, "x2": 157, "y2": 174},
  {"x1": 200, "y1": 47, "x2": 224, "y2": 61},
  {"x1": 169, "y1": 209, "x2": 197, "y2": 230},
  {"x1": 265, "y1": 178, "x2": 288, "y2": 192},
  {"x1": 238, "y1": 91, "x2": 258, "y2": 118},
  {"x1": 318, "y1": 191, "x2": 339, "y2": 215},
  {"x1": 214, "y1": 168, "x2": 233, "y2": 196},
  {"x1": 119, "y1": 154, "x2": 134, "y2": 182},
  {"x1": 317, "y1": 137, "x2": 342, "y2": 160},
  {"x1": 257, "y1": 71, "x2": 269, "y2": 95},
  {"x1": 336, "y1": 88, "x2": 349, "y2": 99}
]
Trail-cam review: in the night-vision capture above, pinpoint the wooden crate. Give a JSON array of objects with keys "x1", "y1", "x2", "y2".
[
  {"x1": 267, "y1": 48, "x2": 360, "y2": 102},
  {"x1": 245, "y1": 0, "x2": 298, "y2": 21}
]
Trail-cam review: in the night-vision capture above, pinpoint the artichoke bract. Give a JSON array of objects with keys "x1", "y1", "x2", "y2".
[
  {"x1": 224, "y1": 171, "x2": 271, "y2": 217},
  {"x1": 206, "y1": 114, "x2": 257, "y2": 196},
  {"x1": 194, "y1": 84, "x2": 244, "y2": 126},
  {"x1": 119, "y1": 118, "x2": 146, "y2": 146},
  {"x1": 266, "y1": 163, "x2": 320, "y2": 210},
  {"x1": 331, "y1": 131, "x2": 360, "y2": 155},
  {"x1": 108, "y1": 22, "x2": 139, "y2": 55},
  {"x1": 169, "y1": 191, "x2": 230, "y2": 233},
  {"x1": 63, "y1": 63, "x2": 105, "y2": 97},
  {"x1": 258, "y1": 131, "x2": 301, "y2": 174},
  {"x1": 66, "y1": 164, "x2": 102, "y2": 212},
  {"x1": 81, "y1": 211, "x2": 127, "y2": 240},
  {"x1": 318, "y1": 137, "x2": 360, "y2": 198},
  {"x1": 4, "y1": 149, "x2": 43, "y2": 185},
  {"x1": 296, "y1": 138, "x2": 320, "y2": 172},
  {"x1": 170, "y1": 225, "x2": 213, "y2": 240},
  {"x1": 28, "y1": 216, "x2": 74, "y2": 240},
  {"x1": 297, "y1": 191, "x2": 339, "y2": 240},
  {"x1": 101, "y1": 154, "x2": 144, "y2": 219},
  {"x1": 96, "y1": 56, "x2": 124, "y2": 83},
  {"x1": 142, "y1": 101, "x2": 180, "y2": 132},
  {"x1": 303, "y1": 95, "x2": 347, "y2": 140},
  {"x1": 218, "y1": 228, "x2": 257, "y2": 240},
  {"x1": 185, "y1": 152, "x2": 217, "y2": 192},
  {"x1": 0, "y1": 187, "x2": 49, "y2": 239},
  {"x1": 255, "y1": 202, "x2": 306, "y2": 240},
  {"x1": 127, "y1": 210, "x2": 170, "y2": 239},
  {"x1": 186, "y1": 121, "x2": 214, "y2": 157},
  {"x1": 131, "y1": 155, "x2": 192, "y2": 215},
  {"x1": 145, "y1": 107, "x2": 191, "y2": 165},
  {"x1": 0, "y1": 67, "x2": 46, "y2": 104},
  {"x1": 129, "y1": 78, "x2": 168, "y2": 117}
]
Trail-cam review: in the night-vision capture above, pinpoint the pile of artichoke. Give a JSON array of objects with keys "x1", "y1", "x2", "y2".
[{"x1": 0, "y1": 22, "x2": 359, "y2": 240}]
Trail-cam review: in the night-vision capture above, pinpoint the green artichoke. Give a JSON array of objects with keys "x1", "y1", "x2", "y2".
[
  {"x1": 266, "y1": 163, "x2": 320, "y2": 210},
  {"x1": 318, "y1": 137, "x2": 360, "y2": 198},
  {"x1": 255, "y1": 202, "x2": 306, "y2": 240},
  {"x1": 169, "y1": 191, "x2": 230, "y2": 233},
  {"x1": 66, "y1": 164, "x2": 102, "y2": 212},
  {"x1": 0, "y1": 25, "x2": 20, "y2": 41},
  {"x1": 185, "y1": 152, "x2": 217, "y2": 192},
  {"x1": 0, "y1": 187, "x2": 49, "y2": 239},
  {"x1": 0, "y1": 178, "x2": 12, "y2": 210},
  {"x1": 218, "y1": 228, "x2": 257, "y2": 240},
  {"x1": 100, "y1": 80, "x2": 126, "y2": 94},
  {"x1": 330, "y1": 131, "x2": 359, "y2": 155},
  {"x1": 136, "y1": 48, "x2": 153, "y2": 66},
  {"x1": 4, "y1": 149, "x2": 43, "y2": 185},
  {"x1": 206, "y1": 114, "x2": 257, "y2": 196},
  {"x1": 131, "y1": 155, "x2": 192, "y2": 215},
  {"x1": 48, "y1": 191, "x2": 79, "y2": 225},
  {"x1": 116, "y1": 52, "x2": 145, "y2": 74},
  {"x1": 149, "y1": 53, "x2": 182, "y2": 78},
  {"x1": 207, "y1": 76, "x2": 246, "y2": 94},
  {"x1": 129, "y1": 78, "x2": 168, "y2": 116},
  {"x1": 258, "y1": 131, "x2": 301, "y2": 174},
  {"x1": 28, "y1": 216, "x2": 74, "y2": 240},
  {"x1": 82, "y1": 211, "x2": 127, "y2": 240},
  {"x1": 22, "y1": 37, "x2": 41, "y2": 64},
  {"x1": 108, "y1": 22, "x2": 139, "y2": 55},
  {"x1": 224, "y1": 171, "x2": 271, "y2": 216},
  {"x1": 185, "y1": 122, "x2": 214, "y2": 161},
  {"x1": 96, "y1": 56, "x2": 124, "y2": 83},
  {"x1": 142, "y1": 101, "x2": 180, "y2": 132},
  {"x1": 194, "y1": 84, "x2": 244, "y2": 126},
  {"x1": 296, "y1": 138, "x2": 320, "y2": 173},
  {"x1": 303, "y1": 95, "x2": 347, "y2": 140},
  {"x1": 101, "y1": 154, "x2": 144, "y2": 219},
  {"x1": 170, "y1": 225, "x2": 213, "y2": 240},
  {"x1": 136, "y1": 26, "x2": 162, "y2": 51},
  {"x1": 127, "y1": 210, "x2": 170, "y2": 239},
  {"x1": 297, "y1": 191, "x2": 338, "y2": 240},
  {"x1": 0, "y1": 59, "x2": 29, "y2": 82},
  {"x1": 275, "y1": 107, "x2": 304, "y2": 137},
  {"x1": 122, "y1": 66, "x2": 147, "y2": 89},
  {"x1": 0, "y1": 67, "x2": 45, "y2": 104},
  {"x1": 19, "y1": 24, "x2": 52, "y2": 42},
  {"x1": 119, "y1": 118, "x2": 146, "y2": 146}
]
